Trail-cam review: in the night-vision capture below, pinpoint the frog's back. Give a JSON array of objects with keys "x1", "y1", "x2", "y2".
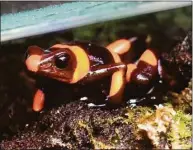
[{"x1": 66, "y1": 41, "x2": 115, "y2": 68}]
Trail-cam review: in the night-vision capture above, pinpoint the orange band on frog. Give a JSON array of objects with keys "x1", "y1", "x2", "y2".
[
  {"x1": 106, "y1": 39, "x2": 131, "y2": 55},
  {"x1": 139, "y1": 49, "x2": 158, "y2": 66},
  {"x1": 33, "y1": 89, "x2": 45, "y2": 112},
  {"x1": 51, "y1": 44, "x2": 90, "y2": 83},
  {"x1": 126, "y1": 64, "x2": 137, "y2": 82},
  {"x1": 69, "y1": 46, "x2": 90, "y2": 83},
  {"x1": 106, "y1": 46, "x2": 125, "y2": 104},
  {"x1": 109, "y1": 70, "x2": 125, "y2": 104}
]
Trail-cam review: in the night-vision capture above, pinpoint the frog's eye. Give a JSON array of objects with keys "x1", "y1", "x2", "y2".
[{"x1": 54, "y1": 52, "x2": 70, "y2": 69}]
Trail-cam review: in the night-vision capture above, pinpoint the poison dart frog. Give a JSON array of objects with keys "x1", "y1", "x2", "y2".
[{"x1": 25, "y1": 38, "x2": 165, "y2": 112}]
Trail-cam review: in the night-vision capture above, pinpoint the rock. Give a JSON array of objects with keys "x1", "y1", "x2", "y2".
[{"x1": 161, "y1": 31, "x2": 192, "y2": 91}]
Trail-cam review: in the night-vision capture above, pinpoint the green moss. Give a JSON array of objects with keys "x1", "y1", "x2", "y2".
[
  {"x1": 167, "y1": 110, "x2": 192, "y2": 149},
  {"x1": 174, "y1": 111, "x2": 191, "y2": 139},
  {"x1": 135, "y1": 104, "x2": 192, "y2": 149}
]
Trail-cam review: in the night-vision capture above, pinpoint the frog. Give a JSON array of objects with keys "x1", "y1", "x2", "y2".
[{"x1": 25, "y1": 38, "x2": 163, "y2": 112}]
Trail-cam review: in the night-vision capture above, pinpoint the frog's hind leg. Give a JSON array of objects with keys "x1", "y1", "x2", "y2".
[
  {"x1": 125, "y1": 49, "x2": 159, "y2": 106},
  {"x1": 125, "y1": 49, "x2": 158, "y2": 84},
  {"x1": 106, "y1": 37, "x2": 137, "y2": 55}
]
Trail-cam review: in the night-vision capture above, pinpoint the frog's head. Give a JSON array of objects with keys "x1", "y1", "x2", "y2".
[{"x1": 25, "y1": 44, "x2": 90, "y2": 84}]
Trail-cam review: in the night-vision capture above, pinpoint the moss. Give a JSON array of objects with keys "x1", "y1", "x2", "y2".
[
  {"x1": 136, "y1": 104, "x2": 192, "y2": 149},
  {"x1": 167, "y1": 110, "x2": 192, "y2": 149}
]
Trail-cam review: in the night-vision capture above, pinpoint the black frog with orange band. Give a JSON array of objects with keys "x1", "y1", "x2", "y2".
[{"x1": 25, "y1": 38, "x2": 162, "y2": 112}]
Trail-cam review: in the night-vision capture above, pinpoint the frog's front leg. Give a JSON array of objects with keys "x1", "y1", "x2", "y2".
[{"x1": 32, "y1": 88, "x2": 45, "y2": 112}]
